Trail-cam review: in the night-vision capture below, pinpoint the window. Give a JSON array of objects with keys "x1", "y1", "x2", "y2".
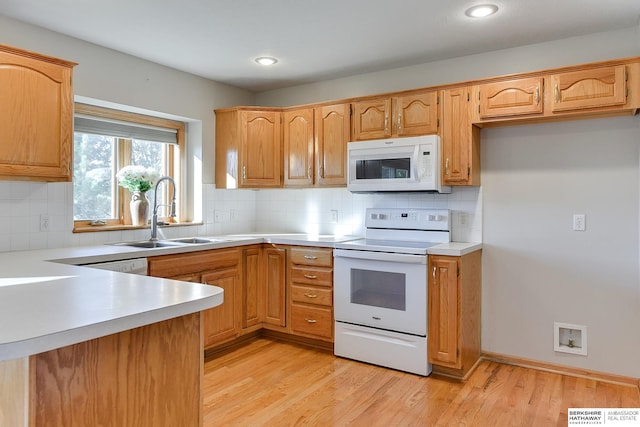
[{"x1": 73, "y1": 103, "x2": 185, "y2": 231}]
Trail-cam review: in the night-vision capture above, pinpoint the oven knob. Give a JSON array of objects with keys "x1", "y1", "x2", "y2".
[
  {"x1": 371, "y1": 214, "x2": 378, "y2": 219},
  {"x1": 428, "y1": 215, "x2": 436, "y2": 221}
]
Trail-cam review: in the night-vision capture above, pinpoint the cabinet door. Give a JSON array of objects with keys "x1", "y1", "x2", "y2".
[
  {"x1": 201, "y1": 267, "x2": 239, "y2": 347},
  {"x1": 478, "y1": 77, "x2": 543, "y2": 119},
  {"x1": 0, "y1": 47, "x2": 74, "y2": 181},
  {"x1": 392, "y1": 91, "x2": 438, "y2": 136},
  {"x1": 315, "y1": 103, "x2": 350, "y2": 186},
  {"x1": 242, "y1": 247, "x2": 262, "y2": 329},
  {"x1": 239, "y1": 110, "x2": 282, "y2": 187},
  {"x1": 351, "y1": 98, "x2": 392, "y2": 140},
  {"x1": 283, "y1": 108, "x2": 314, "y2": 187},
  {"x1": 550, "y1": 65, "x2": 627, "y2": 113},
  {"x1": 428, "y1": 256, "x2": 460, "y2": 368},
  {"x1": 441, "y1": 87, "x2": 480, "y2": 186},
  {"x1": 263, "y1": 246, "x2": 286, "y2": 327}
]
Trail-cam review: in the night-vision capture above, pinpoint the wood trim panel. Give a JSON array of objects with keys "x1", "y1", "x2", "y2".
[
  {"x1": 482, "y1": 351, "x2": 640, "y2": 389},
  {"x1": 30, "y1": 313, "x2": 202, "y2": 427},
  {"x1": 148, "y1": 248, "x2": 240, "y2": 277}
]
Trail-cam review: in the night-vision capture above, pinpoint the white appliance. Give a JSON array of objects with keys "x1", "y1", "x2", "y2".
[
  {"x1": 333, "y1": 208, "x2": 451, "y2": 376},
  {"x1": 347, "y1": 135, "x2": 451, "y2": 193},
  {"x1": 81, "y1": 258, "x2": 148, "y2": 275}
]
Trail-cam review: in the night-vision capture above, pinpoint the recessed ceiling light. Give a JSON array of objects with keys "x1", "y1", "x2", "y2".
[
  {"x1": 255, "y1": 56, "x2": 278, "y2": 66},
  {"x1": 465, "y1": 4, "x2": 499, "y2": 18}
]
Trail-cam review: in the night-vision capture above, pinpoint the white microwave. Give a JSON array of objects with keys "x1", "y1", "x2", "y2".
[{"x1": 347, "y1": 135, "x2": 451, "y2": 193}]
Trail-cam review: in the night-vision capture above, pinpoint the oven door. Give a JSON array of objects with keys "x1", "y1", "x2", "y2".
[{"x1": 333, "y1": 249, "x2": 427, "y2": 336}]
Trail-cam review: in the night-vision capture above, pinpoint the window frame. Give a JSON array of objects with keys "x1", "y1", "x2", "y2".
[{"x1": 73, "y1": 103, "x2": 186, "y2": 233}]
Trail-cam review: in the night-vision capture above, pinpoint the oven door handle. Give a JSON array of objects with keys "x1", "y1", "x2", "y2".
[{"x1": 333, "y1": 249, "x2": 427, "y2": 264}]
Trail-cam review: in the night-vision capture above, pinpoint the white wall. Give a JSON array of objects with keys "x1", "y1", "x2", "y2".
[{"x1": 482, "y1": 117, "x2": 640, "y2": 377}]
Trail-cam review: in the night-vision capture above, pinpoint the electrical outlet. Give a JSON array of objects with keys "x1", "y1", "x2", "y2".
[
  {"x1": 459, "y1": 212, "x2": 467, "y2": 225},
  {"x1": 230, "y1": 209, "x2": 238, "y2": 221},
  {"x1": 329, "y1": 210, "x2": 338, "y2": 223},
  {"x1": 214, "y1": 210, "x2": 229, "y2": 223},
  {"x1": 40, "y1": 214, "x2": 50, "y2": 232},
  {"x1": 572, "y1": 214, "x2": 585, "y2": 231}
]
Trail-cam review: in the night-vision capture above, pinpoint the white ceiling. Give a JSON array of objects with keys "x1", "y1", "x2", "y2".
[{"x1": 1, "y1": 0, "x2": 639, "y2": 92}]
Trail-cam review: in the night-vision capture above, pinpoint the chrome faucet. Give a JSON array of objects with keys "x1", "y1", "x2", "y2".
[{"x1": 150, "y1": 176, "x2": 176, "y2": 241}]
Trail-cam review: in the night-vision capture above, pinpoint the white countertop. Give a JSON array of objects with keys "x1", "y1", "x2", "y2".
[{"x1": 0, "y1": 233, "x2": 480, "y2": 361}]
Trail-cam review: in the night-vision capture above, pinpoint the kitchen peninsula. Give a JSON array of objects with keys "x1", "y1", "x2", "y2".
[{"x1": 0, "y1": 249, "x2": 224, "y2": 427}]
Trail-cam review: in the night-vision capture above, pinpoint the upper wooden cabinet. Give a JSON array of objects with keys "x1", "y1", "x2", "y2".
[
  {"x1": 477, "y1": 77, "x2": 543, "y2": 119},
  {"x1": 283, "y1": 103, "x2": 350, "y2": 187},
  {"x1": 0, "y1": 44, "x2": 76, "y2": 181},
  {"x1": 283, "y1": 108, "x2": 314, "y2": 187},
  {"x1": 215, "y1": 108, "x2": 282, "y2": 188},
  {"x1": 351, "y1": 91, "x2": 438, "y2": 141},
  {"x1": 549, "y1": 65, "x2": 627, "y2": 113},
  {"x1": 441, "y1": 87, "x2": 480, "y2": 186},
  {"x1": 314, "y1": 103, "x2": 350, "y2": 186}
]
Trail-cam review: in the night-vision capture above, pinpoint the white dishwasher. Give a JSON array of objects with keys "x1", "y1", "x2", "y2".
[{"x1": 81, "y1": 258, "x2": 148, "y2": 275}]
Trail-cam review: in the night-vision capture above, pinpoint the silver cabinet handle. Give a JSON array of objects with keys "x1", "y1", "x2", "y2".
[
  {"x1": 305, "y1": 318, "x2": 317, "y2": 323},
  {"x1": 303, "y1": 255, "x2": 317, "y2": 260},
  {"x1": 445, "y1": 158, "x2": 450, "y2": 175},
  {"x1": 308, "y1": 166, "x2": 311, "y2": 180},
  {"x1": 304, "y1": 274, "x2": 317, "y2": 279},
  {"x1": 304, "y1": 293, "x2": 317, "y2": 298},
  {"x1": 535, "y1": 86, "x2": 540, "y2": 105},
  {"x1": 397, "y1": 113, "x2": 402, "y2": 131},
  {"x1": 384, "y1": 115, "x2": 389, "y2": 133},
  {"x1": 432, "y1": 266, "x2": 436, "y2": 278},
  {"x1": 554, "y1": 84, "x2": 560, "y2": 103},
  {"x1": 242, "y1": 165, "x2": 246, "y2": 181}
]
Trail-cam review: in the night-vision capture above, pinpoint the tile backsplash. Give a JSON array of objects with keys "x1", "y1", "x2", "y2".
[
  {"x1": 0, "y1": 181, "x2": 481, "y2": 252},
  {"x1": 205, "y1": 185, "x2": 482, "y2": 243}
]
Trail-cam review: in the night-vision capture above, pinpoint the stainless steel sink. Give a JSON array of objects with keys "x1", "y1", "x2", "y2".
[
  {"x1": 168, "y1": 237, "x2": 218, "y2": 244},
  {"x1": 111, "y1": 237, "x2": 226, "y2": 249},
  {"x1": 114, "y1": 241, "x2": 183, "y2": 249}
]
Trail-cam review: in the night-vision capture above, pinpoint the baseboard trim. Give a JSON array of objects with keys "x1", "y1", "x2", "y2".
[{"x1": 482, "y1": 351, "x2": 640, "y2": 389}]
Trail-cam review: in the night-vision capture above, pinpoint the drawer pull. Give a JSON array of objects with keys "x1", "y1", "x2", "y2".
[
  {"x1": 304, "y1": 293, "x2": 318, "y2": 298},
  {"x1": 305, "y1": 318, "x2": 317, "y2": 323},
  {"x1": 304, "y1": 274, "x2": 318, "y2": 279},
  {"x1": 303, "y1": 255, "x2": 318, "y2": 260}
]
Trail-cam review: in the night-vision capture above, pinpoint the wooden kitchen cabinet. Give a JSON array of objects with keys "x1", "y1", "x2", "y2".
[
  {"x1": 0, "y1": 44, "x2": 76, "y2": 182},
  {"x1": 314, "y1": 103, "x2": 350, "y2": 186},
  {"x1": 441, "y1": 87, "x2": 481, "y2": 186},
  {"x1": 263, "y1": 245, "x2": 287, "y2": 328},
  {"x1": 283, "y1": 108, "x2": 314, "y2": 187},
  {"x1": 283, "y1": 103, "x2": 350, "y2": 187},
  {"x1": 148, "y1": 248, "x2": 242, "y2": 348},
  {"x1": 215, "y1": 107, "x2": 282, "y2": 188},
  {"x1": 549, "y1": 64, "x2": 628, "y2": 113},
  {"x1": 289, "y1": 246, "x2": 334, "y2": 341},
  {"x1": 428, "y1": 250, "x2": 482, "y2": 379},
  {"x1": 242, "y1": 246, "x2": 262, "y2": 330},
  {"x1": 351, "y1": 90, "x2": 438, "y2": 141},
  {"x1": 477, "y1": 77, "x2": 544, "y2": 119}
]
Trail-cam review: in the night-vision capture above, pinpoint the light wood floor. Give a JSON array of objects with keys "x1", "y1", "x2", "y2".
[{"x1": 203, "y1": 338, "x2": 640, "y2": 426}]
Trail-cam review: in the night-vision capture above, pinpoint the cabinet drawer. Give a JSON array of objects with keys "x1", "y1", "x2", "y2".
[
  {"x1": 291, "y1": 284, "x2": 332, "y2": 307},
  {"x1": 290, "y1": 304, "x2": 333, "y2": 340},
  {"x1": 290, "y1": 266, "x2": 332, "y2": 287},
  {"x1": 290, "y1": 247, "x2": 332, "y2": 267}
]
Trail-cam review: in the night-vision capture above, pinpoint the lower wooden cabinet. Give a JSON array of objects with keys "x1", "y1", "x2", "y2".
[
  {"x1": 428, "y1": 250, "x2": 482, "y2": 379},
  {"x1": 148, "y1": 247, "x2": 243, "y2": 349},
  {"x1": 263, "y1": 246, "x2": 287, "y2": 328},
  {"x1": 288, "y1": 246, "x2": 334, "y2": 341}
]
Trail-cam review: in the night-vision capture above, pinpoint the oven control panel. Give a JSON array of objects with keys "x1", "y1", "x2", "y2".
[{"x1": 365, "y1": 208, "x2": 450, "y2": 231}]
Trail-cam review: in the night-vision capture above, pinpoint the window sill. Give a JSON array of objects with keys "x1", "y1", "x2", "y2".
[{"x1": 73, "y1": 221, "x2": 203, "y2": 233}]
